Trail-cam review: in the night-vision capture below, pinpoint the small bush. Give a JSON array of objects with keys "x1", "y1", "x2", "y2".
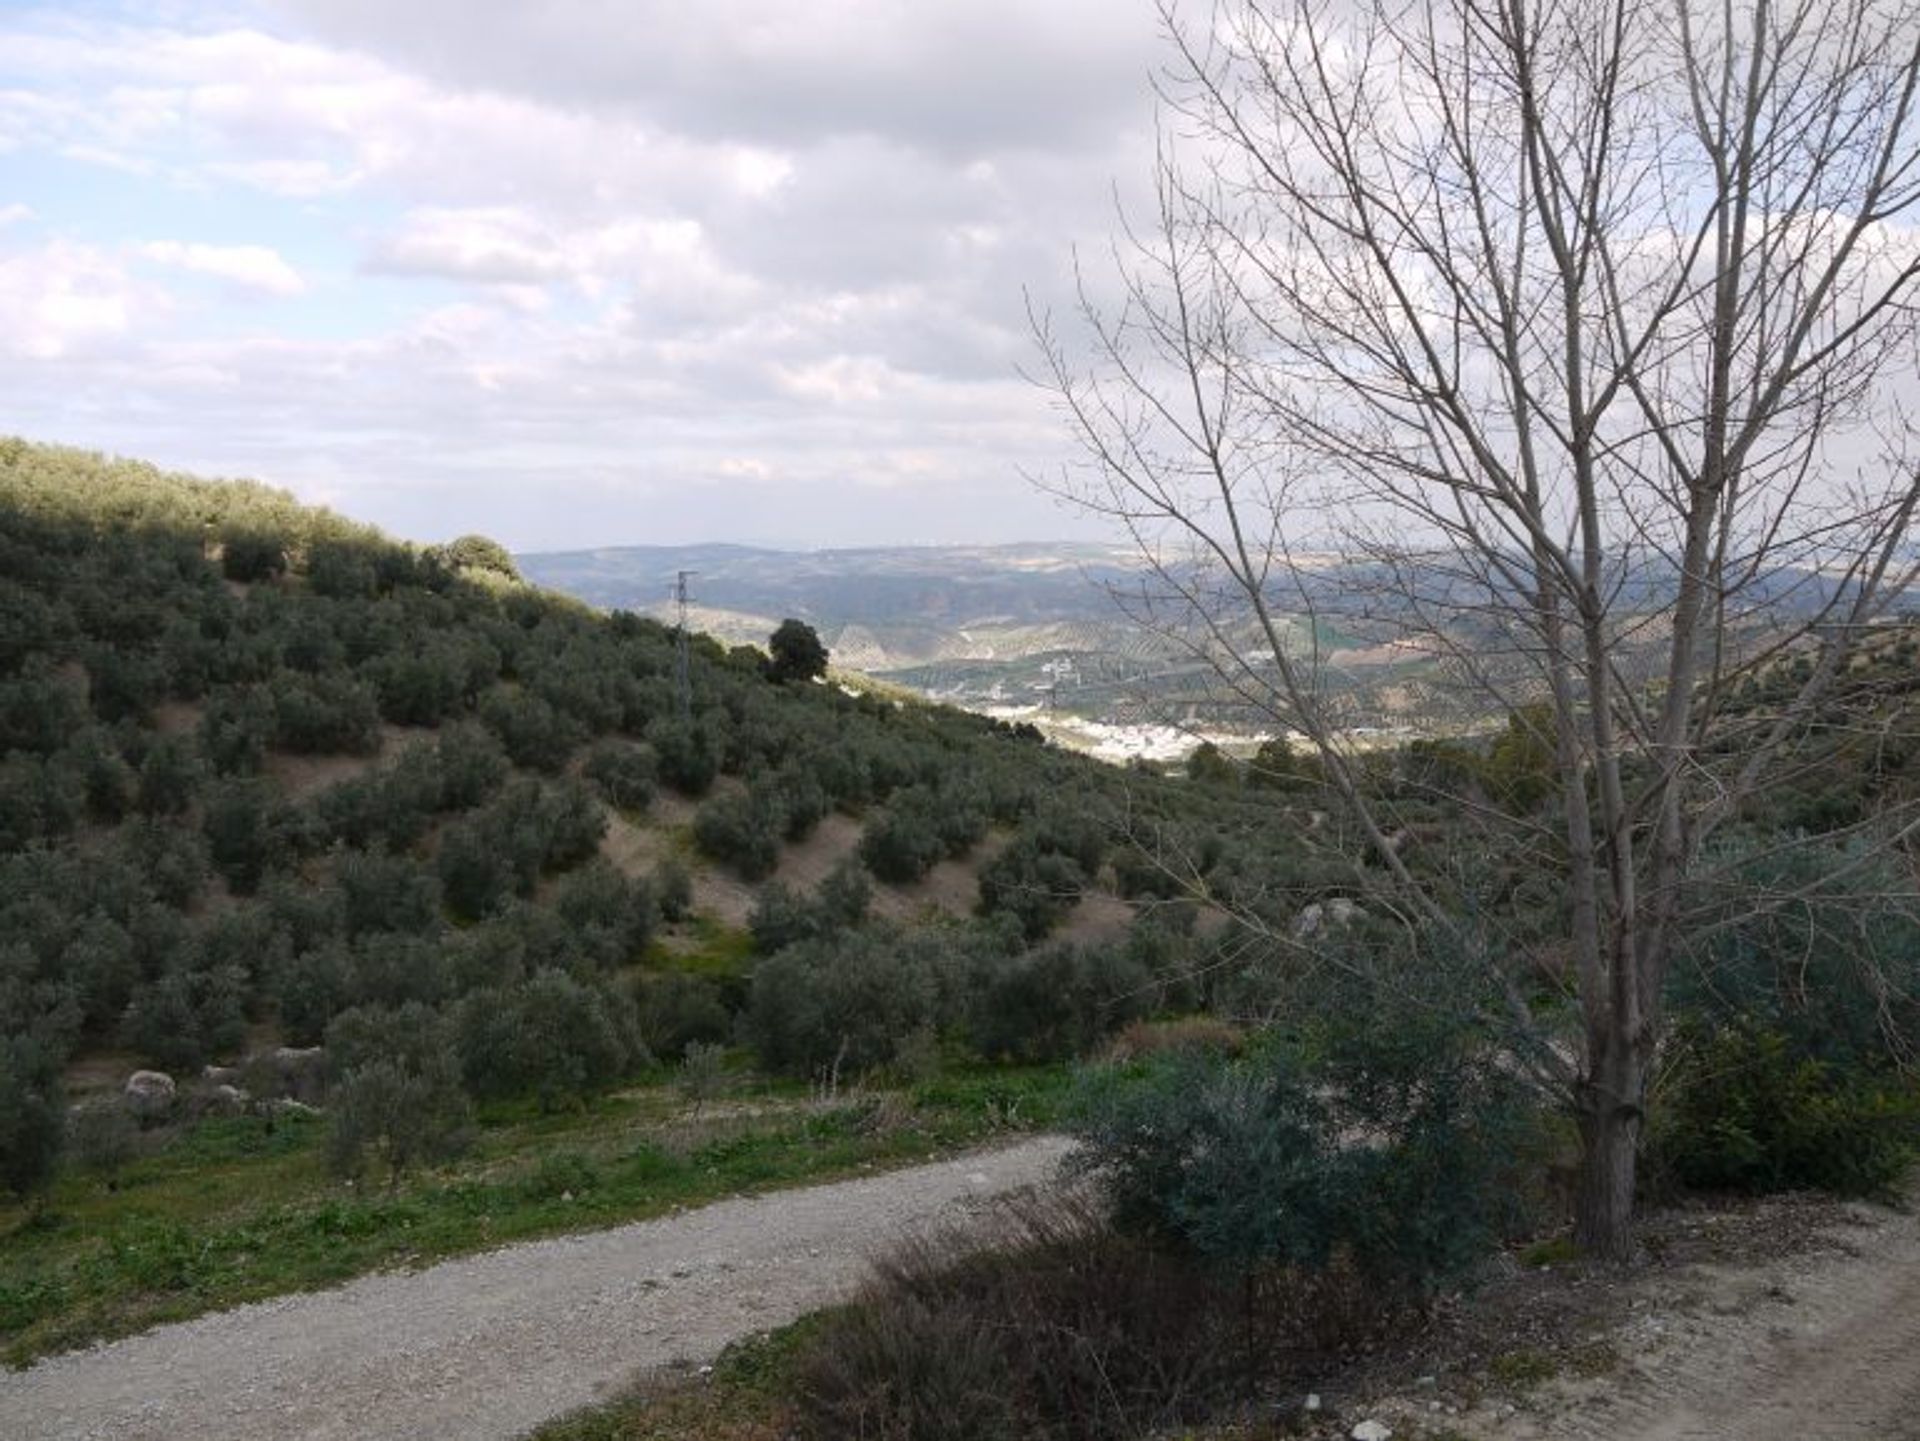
[
  {"x1": 676, "y1": 1040, "x2": 729, "y2": 1109},
  {"x1": 0, "y1": 1034, "x2": 65, "y2": 1203},
  {"x1": 1070, "y1": 1012, "x2": 1544, "y2": 1290},
  {"x1": 68, "y1": 1101, "x2": 137, "y2": 1188},
  {"x1": 634, "y1": 971, "x2": 733, "y2": 1061},
  {"x1": 479, "y1": 686, "x2": 585, "y2": 773},
  {"x1": 648, "y1": 719, "x2": 718, "y2": 796},
  {"x1": 653, "y1": 858, "x2": 693, "y2": 923},
  {"x1": 977, "y1": 840, "x2": 1085, "y2": 942},
  {"x1": 967, "y1": 944, "x2": 1152, "y2": 1064},
  {"x1": 694, "y1": 790, "x2": 781, "y2": 881},
  {"x1": 859, "y1": 791, "x2": 948, "y2": 884},
  {"x1": 269, "y1": 673, "x2": 381, "y2": 755},
  {"x1": 454, "y1": 969, "x2": 642, "y2": 1108},
  {"x1": 220, "y1": 529, "x2": 287, "y2": 582},
  {"x1": 791, "y1": 1193, "x2": 1393, "y2": 1441},
  {"x1": 326, "y1": 1055, "x2": 472, "y2": 1187},
  {"x1": 1648, "y1": 1020, "x2": 1919, "y2": 1198},
  {"x1": 746, "y1": 931, "x2": 942, "y2": 1078},
  {"x1": 582, "y1": 740, "x2": 657, "y2": 812}
]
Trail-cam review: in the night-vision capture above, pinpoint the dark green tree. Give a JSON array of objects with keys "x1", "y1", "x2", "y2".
[{"x1": 766, "y1": 619, "x2": 829, "y2": 684}]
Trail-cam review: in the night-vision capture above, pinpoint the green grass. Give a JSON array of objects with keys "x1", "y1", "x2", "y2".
[
  {"x1": 527, "y1": 1315, "x2": 828, "y2": 1441},
  {"x1": 0, "y1": 1064, "x2": 1073, "y2": 1369},
  {"x1": 647, "y1": 917, "x2": 755, "y2": 979}
]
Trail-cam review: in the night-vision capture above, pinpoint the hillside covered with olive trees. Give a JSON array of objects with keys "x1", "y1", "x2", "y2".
[{"x1": 0, "y1": 437, "x2": 1360, "y2": 1362}]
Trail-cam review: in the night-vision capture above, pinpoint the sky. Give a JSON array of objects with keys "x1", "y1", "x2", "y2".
[{"x1": 0, "y1": 0, "x2": 1167, "y2": 550}]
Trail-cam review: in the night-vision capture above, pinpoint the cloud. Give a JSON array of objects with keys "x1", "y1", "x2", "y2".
[
  {"x1": 0, "y1": 203, "x2": 35, "y2": 228},
  {"x1": 141, "y1": 240, "x2": 307, "y2": 295},
  {"x1": 276, "y1": 0, "x2": 1159, "y2": 156},
  {"x1": 0, "y1": 2, "x2": 1167, "y2": 548},
  {"x1": 0, "y1": 240, "x2": 168, "y2": 359}
]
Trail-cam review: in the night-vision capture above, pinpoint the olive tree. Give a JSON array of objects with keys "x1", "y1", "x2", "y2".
[{"x1": 1039, "y1": 0, "x2": 1920, "y2": 1256}]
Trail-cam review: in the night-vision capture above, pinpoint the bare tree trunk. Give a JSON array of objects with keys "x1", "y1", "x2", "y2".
[{"x1": 1573, "y1": 1045, "x2": 1645, "y2": 1262}]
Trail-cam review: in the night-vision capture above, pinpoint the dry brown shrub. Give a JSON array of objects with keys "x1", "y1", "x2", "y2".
[{"x1": 1103, "y1": 1015, "x2": 1245, "y2": 1065}]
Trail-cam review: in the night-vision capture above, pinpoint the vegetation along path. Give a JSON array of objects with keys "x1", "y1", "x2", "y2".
[{"x1": 0, "y1": 1135, "x2": 1073, "y2": 1441}]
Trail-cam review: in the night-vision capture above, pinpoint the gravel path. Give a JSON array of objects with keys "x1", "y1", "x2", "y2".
[{"x1": 1, "y1": 1135, "x2": 1074, "y2": 1441}]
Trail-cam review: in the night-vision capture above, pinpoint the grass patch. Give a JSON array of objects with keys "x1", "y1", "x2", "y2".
[
  {"x1": 1519, "y1": 1235, "x2": 1580, "y2": 1268},
  {"x1": 1488, "y1": 1348, "x2": 1560, "y2": 1389},
  {"x1": 0, "y1": 1064, "x2": 1073, "y2": 1368},
  {"x1": 651, "y1": 917, "x2": 755, "y2": 979},
  {"x1": 526, "y1": 1318, "x2": 826, "y2": 1441}
]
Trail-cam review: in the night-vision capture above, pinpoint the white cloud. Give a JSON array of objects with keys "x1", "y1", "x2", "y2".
[
  {"x1": 0, "y1": 203, "x2": 34, "y2": 228},
  {"x1": 0, "y1": 2, "x2": 1165, "y2": 547},
  {"x1": 141, "y1": 240, "x2": 307, "y2": 295},
  {"x1": 0, "y1": 241, "x2": 168, "y2": 358}
]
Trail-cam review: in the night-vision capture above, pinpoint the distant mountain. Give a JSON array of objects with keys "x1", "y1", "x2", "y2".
[
  {"x1": 516, "y1": 541, "x2": 1441, "y2": 734},
  {"x1": 519, "y1": 538, "x2": 1896, "y2": 744},
  {"x1": 516, "y1": 542, "x2": 1162, "y2": 671}
]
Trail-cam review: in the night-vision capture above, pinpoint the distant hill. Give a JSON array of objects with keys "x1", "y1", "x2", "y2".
[
  {"x1": 516, "y1": 541, "x2": 1146, "y2": 662},
  {"x1": 519, "y1": 541, "x2": 1498, "y2": 739},
  {"x1": 520, "y1": 538, "x2": 1909, "y2": 746}
]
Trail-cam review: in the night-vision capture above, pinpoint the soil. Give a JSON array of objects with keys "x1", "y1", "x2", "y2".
[
  {"x1": 0, "y1": 1136, "x2": 1073, "y2": 1441},
  {"x1": 1258, "y1": 1185, "x2": 1920, "y2": 1441}
]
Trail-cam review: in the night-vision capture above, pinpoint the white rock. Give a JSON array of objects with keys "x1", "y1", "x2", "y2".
[
  {"x1": 1305, "y1": 1393, "x2": 1323, "y2": 1412},
  {"x1": 123, "y1": 1070, "x2": 177, "y2": 1116},
  {"x1": 1351, "y1": 1422, "x2": 1393, "y2": 1441}
]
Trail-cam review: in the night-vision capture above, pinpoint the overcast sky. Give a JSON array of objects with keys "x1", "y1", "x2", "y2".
[{"x1": 0, "y1": 0, "x2": 1167, "y2": 550}]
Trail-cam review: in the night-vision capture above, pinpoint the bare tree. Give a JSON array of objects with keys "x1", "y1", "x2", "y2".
[{"x1": 1038, "y1": 0, "x2": 1920, "y2": 1258}]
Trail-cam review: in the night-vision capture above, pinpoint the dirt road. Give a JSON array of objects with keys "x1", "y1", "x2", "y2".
[
  {"x1": 1492, "y1": 1193, "x2": 1920, "y2": 1441},
  {"x1": 0, "y1": 1135, "x2": 1073, "y2": 1441}
]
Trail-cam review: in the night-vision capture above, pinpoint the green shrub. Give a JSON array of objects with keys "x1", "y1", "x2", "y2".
[
  {"x1": 432, "y1": 722, "x2": 509, "y2": 810},
  {"x1": 549, "y1": 861, "x2": 655, "y2": 971},
  {"x1": 1070, "y1": 1014, "x2": 1543, "y2": 1290},
  {"x1": 198, "y1": 687, "x2": 273, "y2": 775},
  {"x1": 582, "y1": 740, "x2": 657, "y2": 812},
  {"x1": 977, "y1": 840, "x2": 1084, "y2": 942},
  {"x1": 694, "y1": 790, "x2": 781, "y2": 881},
  {"x1": 967, "y1": 943, "x2": 1152, "y2": 1064},
  {"x1": 0, "y1": 1033, "x2": 64, "y2": 1202},
  {"x1": 336, "y1": 850, "x2": 442, "y2": 938},
  {"x1": 653, "y1": 858, "x2": 693, "y2": 923},
  {"x1": 746, "y1": 931, "x2": 943, "y2": 1078},
  {"x1": 634, "y1": 971, "x2": 733, "y2": 1061},
  {"x1": 1670, "y1": 839, "x2": 1920, "y2": 1071},
  {"x1": 124, "y1": 961, "x2": 248, "y2": 1072},
  {"x1": 326, "y1": 1055, "x2": 471, "y2": 1186},
  {"x1": 454, "y1": 969, "x2": 641, "y2": 1108},
  {"x1": 647, "y1": 719, "x2": 718, "y2": 796},
  {"x1": 1648, "y1": 1020, "x2": 1919, "y2": 1197},
  {"x1": 749, "y1": 863, "x2": 871, "y2": 955},
  {"x1": 859, "y1": 790, "x2": 948, "y2": 883},
  {"x1": 479, "y1": 686, "x2": 584, "y2": 773},
  {"x1": 68, "y1": 1100, "x2": 137, "y2": 1187},
  {"x1": 135, "y1": 735, "x2": 200, "y2": 816},
  {"x1": 219, "y1": 529, "x2": 287, "y2": 583},
  {"x1": 269, "y1": 673, "x2": 381, "y2": 754}
]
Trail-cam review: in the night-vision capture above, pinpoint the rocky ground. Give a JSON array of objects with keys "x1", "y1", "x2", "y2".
[{"x1": 1241, "y1": 1184, "x2": 1920, "y2": 1441}]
